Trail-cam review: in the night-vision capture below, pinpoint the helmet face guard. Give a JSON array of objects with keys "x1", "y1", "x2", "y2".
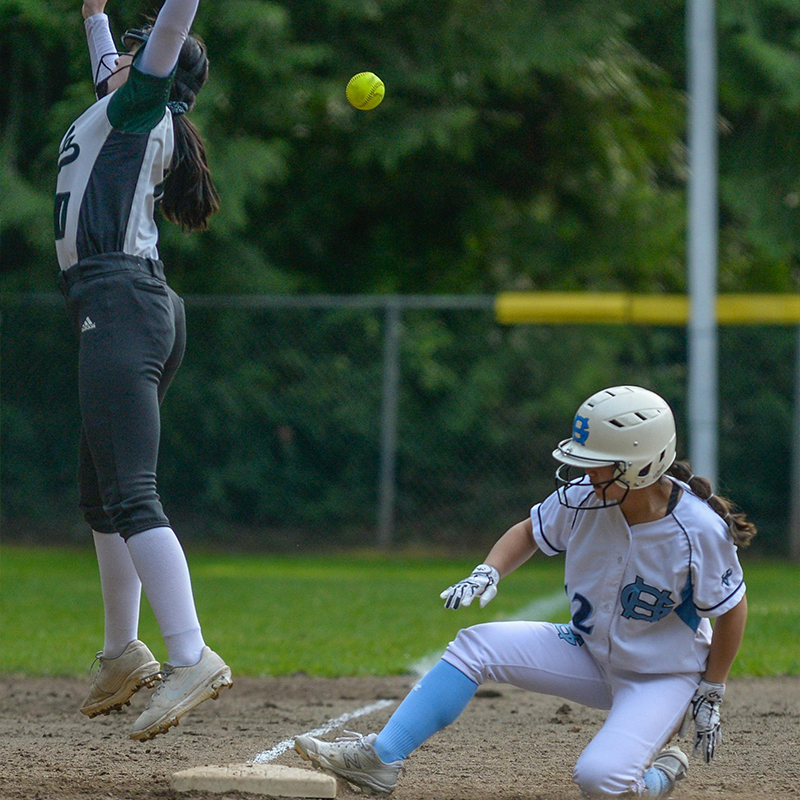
[{"x1": 554, "y1": 462, "x2": 630, "y2": 509}]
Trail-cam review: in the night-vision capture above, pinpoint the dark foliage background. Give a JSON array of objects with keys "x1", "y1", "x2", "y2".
[{"x1": 1, "y1": 0, "x2": 798, "y2": 553}]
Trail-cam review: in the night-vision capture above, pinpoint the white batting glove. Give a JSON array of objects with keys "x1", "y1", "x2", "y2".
[
  {"x1": 439, "y1": 564, "x2": 500, "y2": 610},
  {"x1": 686, "y1": 679, "x2": 725, "y2": 763}
]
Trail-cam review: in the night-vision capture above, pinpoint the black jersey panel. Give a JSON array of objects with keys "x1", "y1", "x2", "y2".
[{"x1": 75, "y1": 130, "x2": 150, "y2": 260}]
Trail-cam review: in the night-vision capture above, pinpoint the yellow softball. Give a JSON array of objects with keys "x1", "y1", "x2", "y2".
[{"x1": 346, "y1": 72, "x2": 385, "y2": 111}]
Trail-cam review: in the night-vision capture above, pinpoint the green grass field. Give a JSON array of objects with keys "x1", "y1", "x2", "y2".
[{"x1": 1, "y1": 545, "x2": 797, "y2": 678}]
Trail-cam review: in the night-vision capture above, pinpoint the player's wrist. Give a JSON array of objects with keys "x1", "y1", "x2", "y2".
[
  {"x1": 82, "y1": 1, "x2": 107, "y2": 19},
  {"x1": 697, "y1": 678, "x2": 725, "y2": 701},
  {"x1": 473, "y1": 564, "x2": 500, "y2": 584}
]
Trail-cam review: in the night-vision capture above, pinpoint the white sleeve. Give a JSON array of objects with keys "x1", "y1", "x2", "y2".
[
  {"x1": 530, "y1": 490, "x2": 571, "y2": 556},
  {"x1": 137, "y1": 0, "x2": 200, "y2": 78},
  {"x1": 691, "y1": 522, "x2": 746, "y2": 618},
  {"x1": 84, "y1": 13, "x2": 117, "y2": 84}
]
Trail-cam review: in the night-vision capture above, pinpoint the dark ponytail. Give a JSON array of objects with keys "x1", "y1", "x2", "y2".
[
  {"x1": 667, "y1": 460, "x2": 757, "y2": 547},
  {"x1": 161, "y1": 33, "x2": 220, "y2": 231}
]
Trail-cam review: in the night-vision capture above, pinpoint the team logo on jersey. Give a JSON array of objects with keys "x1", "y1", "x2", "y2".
[
  {"x1": 721, "y1": 568, "x2": 733, "y2": 587},
  {"x1": 573, "y1": 415, "x2": 590, "y2": 445},
  {"x1": 58, "y1": 125, "x2": 80, "y2": 173},
  {"x1": 620, "y1": 575, "x2": 674, "y2": 622},
  {"x1": 554, "y1": 623, "x2": 584, "y2": 647}
]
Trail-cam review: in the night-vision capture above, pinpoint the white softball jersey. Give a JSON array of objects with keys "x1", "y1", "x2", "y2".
[
  {"x1": 530, "y1": 478, "x2": 745, "y2": 675},
  {"x1": 54, "y1": 66, "x2": 174, "y2": 271}
]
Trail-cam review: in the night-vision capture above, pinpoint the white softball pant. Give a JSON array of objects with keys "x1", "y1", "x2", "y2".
[{"x1": 442, "y1": 621, "x2": 699, "y2": 797}]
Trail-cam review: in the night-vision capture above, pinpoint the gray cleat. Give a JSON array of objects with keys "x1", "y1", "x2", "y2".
[
  {"x1": 294, "y1": 731, "x2": 403, "y2": 795},
  {"x1": 129, "y1": 646, "x2": 232, "y2": 741},
  {"x1": 80, "y1": 639, "x2": 160, "y2": 718}
]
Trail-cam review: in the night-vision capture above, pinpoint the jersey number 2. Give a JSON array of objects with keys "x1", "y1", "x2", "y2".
[{"x1": 571, "y1": 592, "x2": 595, "y2": 635}]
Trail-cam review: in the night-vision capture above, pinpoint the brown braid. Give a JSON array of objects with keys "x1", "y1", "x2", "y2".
[
  {"x1": 161, "y1": 33, "x2": 219, "y2": 231},
  {"x1": 162, "y1": 112, "x2": 220, "y2": 231},
  {"x1": 131, "y1": 25, "x2": 220, "y2": 231},
  {"x1": 666, "y1": 461, "x2": 757, "y2": 547}
]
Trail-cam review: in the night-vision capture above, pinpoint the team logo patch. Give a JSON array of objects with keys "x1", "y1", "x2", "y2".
[
  {"x1": 620, "y1": 575, "x2": 674, "y2": 622},
  {"x1": 721, "y1": 568, "x2": 733, "y2": 587},
  {"x1": 572, "y1": 415, "x2": 590, "y2": 445},
  {"x1": 555, "y1": 623, "x2": 584, "y2": 647}
]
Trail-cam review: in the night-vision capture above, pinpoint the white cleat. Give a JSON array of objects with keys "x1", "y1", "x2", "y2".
[
  {"x1": 80, "y1": 639, "x2": 160, "y2": 718},
  {"x1": 294, "y1": 731, "x2": 403, "y2": 796},
  {"x1": 129, "y1": 646, "x2": 232, "y2": 741}
]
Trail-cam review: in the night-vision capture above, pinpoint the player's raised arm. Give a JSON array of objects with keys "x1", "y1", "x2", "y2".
[
  {"x1": 136, "y1": 0, "x2": 200, "y2": 78},
  {"x1": 82, "y1": 0, "x2": 116, "y2": 87},
  {"x1": 82, "y1": 0, "x2": 107, "y2": 20},
  {"x1": 439, "y1": 518, "x2": 538, "y2": 610}
]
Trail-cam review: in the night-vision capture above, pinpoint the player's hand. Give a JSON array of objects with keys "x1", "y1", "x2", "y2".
[
  {"x1": 688, "y1": 679, "x2": 725, "y2": 762},
  {"x1": 439, "y1": 564, "x2": 500, "y2": 609},
  {"x1": 82, "y1": 0, "x2": 108, "y2": 20}
]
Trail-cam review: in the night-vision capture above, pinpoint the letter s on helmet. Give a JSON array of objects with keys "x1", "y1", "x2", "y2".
[{"x1": 553, "y1": 386, "x2": 677, "y2": 490}]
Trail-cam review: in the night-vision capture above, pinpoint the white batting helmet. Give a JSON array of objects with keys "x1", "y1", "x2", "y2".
[{"x1": 553, "y1": 385, "x2": 677, "y2": 491}]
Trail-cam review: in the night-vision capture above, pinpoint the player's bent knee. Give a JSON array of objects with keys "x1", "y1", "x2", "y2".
[
  {"x1": 107, "y1": 498, "x2": 171, "y2": 541},
  {"x1": 573, "y1": 752, "x2": 630, "y2": 798},
  {"x1": 443, "y1": 624, "x2": 499, "y2": 685},
  {"x1": 81, "y1": 503, "x2": 115, "y2": 534}
]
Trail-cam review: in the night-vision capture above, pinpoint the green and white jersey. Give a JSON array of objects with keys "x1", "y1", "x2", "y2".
[{"x1": 54, "y1": 65, "x2": 174, "y2": 271}]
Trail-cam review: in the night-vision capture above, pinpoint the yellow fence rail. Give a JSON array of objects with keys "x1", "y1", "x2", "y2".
[{"x1": 495, "y1": 293, "x2": 800, "y2": 326}]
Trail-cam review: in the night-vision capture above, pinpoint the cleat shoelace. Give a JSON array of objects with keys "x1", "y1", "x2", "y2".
[
  {"x1": 329, "y1": 731, "x2": 406, "y2": 776},
  {"x1": 88, "y1": 651, "x2": 104, "y2": 675},
  {"x1": 332, "y1": 730, "x2": 369, "y2": 749},
  {"x1": 141, "y1": 669, "x2": 168, "y2": 703}
]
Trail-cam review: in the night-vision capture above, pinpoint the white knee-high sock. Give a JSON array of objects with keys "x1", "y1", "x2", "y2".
[
  {"x1": 93, "y1": 531, "x2": 142, "y2": 659},
  {"x1": 125, "y1": 526, "x2": 205, "y2": 666}
]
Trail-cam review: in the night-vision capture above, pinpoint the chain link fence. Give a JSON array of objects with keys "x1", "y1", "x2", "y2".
[{"x1": 1, "y1": 294, "x2": 795, "y2": 553}]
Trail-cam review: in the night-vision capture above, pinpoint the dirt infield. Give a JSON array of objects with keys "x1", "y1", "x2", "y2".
[{"x1": 0, "y1": 674, "x2": 797, "y2": 800}]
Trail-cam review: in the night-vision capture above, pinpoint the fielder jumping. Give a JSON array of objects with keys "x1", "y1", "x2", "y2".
[
  {"x1": 55, "y1": 0, "x2": 230, "y2": 740},
  {"x1": 295, "y1": 386, "x2": 753, "y2": 797}
]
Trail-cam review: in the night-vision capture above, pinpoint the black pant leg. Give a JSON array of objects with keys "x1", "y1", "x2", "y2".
[
  {"x1": 70, "y1": 269, "x2": 177, "y2": 539},
  {"x1": 78, "y1": 425, "x2": 116, "y2": 533}
]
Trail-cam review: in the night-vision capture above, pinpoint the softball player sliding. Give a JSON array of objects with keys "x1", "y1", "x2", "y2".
[
  {"x1": 295, "y1": 386, "x2": 754, "y2": 797},
  {"x1": 56, "y1": 0, "x2": 230, "y2": 740}
]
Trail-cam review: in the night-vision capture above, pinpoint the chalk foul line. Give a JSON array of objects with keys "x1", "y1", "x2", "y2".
[{"x1": 252, "y1": 698, "x2": 395, "y2": 763}]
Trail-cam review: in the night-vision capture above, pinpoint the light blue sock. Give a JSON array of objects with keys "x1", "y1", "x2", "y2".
[
  {"x1": 374, "y1": 660, "x2": 478, "y2": 764},
  {"x1": 643, "y1": 766, "x2": 671, "y2": 797}
]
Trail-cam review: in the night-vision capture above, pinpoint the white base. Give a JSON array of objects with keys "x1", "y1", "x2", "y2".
[{"x1": 171, "y1": 763, "x2": 337, "y2": 798}]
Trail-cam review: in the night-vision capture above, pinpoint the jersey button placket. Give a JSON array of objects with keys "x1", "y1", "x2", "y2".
[
  {"x1": 596, "y1": 560, "x2": 620, "y2": 659},
  {"x1": 604, "y1": 536, "x2": 631, "y2": 661}
]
